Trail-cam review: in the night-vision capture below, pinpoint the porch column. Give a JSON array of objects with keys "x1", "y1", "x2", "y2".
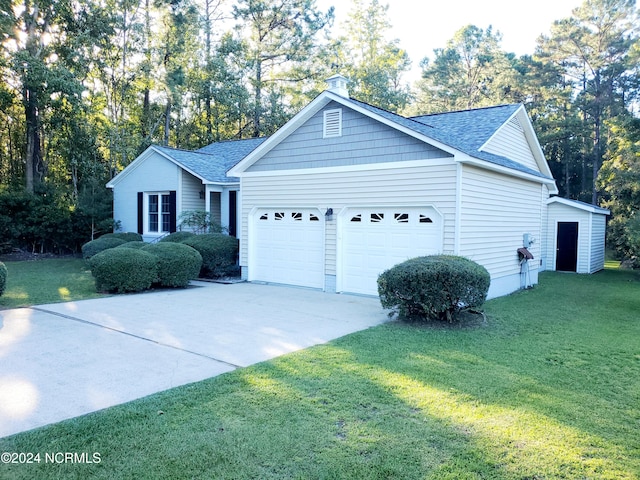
[{"x1": 204, "y1": 185, "x2": 210, "y2": 213}]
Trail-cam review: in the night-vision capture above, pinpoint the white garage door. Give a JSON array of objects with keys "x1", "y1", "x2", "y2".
[
  {"x1": 340, "y1": 207, "x2": 443, "y2": 295},
  {"x1": 251, "y1": 208, "x2": 325, "y2": 288}
]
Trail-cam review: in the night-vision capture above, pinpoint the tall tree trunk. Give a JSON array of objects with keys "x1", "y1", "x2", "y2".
[
  {"x1": 253, "y1": 59, "x2": 262, "y2": 138},
  {"x1": 24, "y1": 85, "x2": 40, "y2": 193},
  {"x1": 164, "y1": 101, "x2": 171, "y2": 146},
  {"x1": 204, "y1": 0, "x2": 213, "y2": 143},
  {"x1": 591, "y1": 71, "x2": 602, "y2": 205},
  {"x1": 141, "y1": 0, "x2": 151, "y2": 141}
]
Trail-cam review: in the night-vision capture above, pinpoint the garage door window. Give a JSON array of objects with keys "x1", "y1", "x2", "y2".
[
  {"x1": 251, "y1": 208, "x2": 325, "y2": 289},
  {"x1": 340, "y1": 207, "x2": 443, "y2": 295}
]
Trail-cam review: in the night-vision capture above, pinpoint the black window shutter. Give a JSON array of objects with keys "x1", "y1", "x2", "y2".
[
  {"x1": 137, "y1": 192, "x2": 143, "y2": 234},
  {"x1": 169, "y1": 190, "x2": 177, "y2": 233}
]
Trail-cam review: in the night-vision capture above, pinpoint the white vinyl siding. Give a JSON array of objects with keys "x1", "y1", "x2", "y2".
[
  {"x1": 209, "y1": 192, "x2": 222, "y2": 225},
  {"x1": 239, "y1": 162, "x2": 458, "y2": 273},
  {"x1": 458, "y1": 165, "x2": 543, "y2": 280},
  {"x1": 546, "y1": 201, "x2": 608, "y2": 274},
  {"x1": 546, "y1": 204, "x2": 589, "y2": 272},
  {"x1": 590, "y1": 214, "x2": 607, "y2": 273},
  {"x1": 181, "y1": 171, "x2": 205, "y2": 213},
  {"x1": 111, "y1": 152, "x2": 180, "y2": 236},
  {"x1": 482, "y1": 117, "x2": 540, "y2": 172}
]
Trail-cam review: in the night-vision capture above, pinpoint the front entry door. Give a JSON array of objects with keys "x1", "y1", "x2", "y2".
[{"x1": 556, "y1": 222, "x2": 579, "y2": 272}]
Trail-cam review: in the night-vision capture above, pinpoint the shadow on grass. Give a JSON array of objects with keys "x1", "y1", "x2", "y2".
[{"x1": 0, "y1": 270, "x2": 638, "y2": 479}]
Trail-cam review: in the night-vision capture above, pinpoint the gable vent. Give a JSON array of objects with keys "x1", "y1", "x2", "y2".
[
  {"x1": 323, "y1": 108, "x2": 342, "y2": 138},
  {"x1": 509, "y1": 116, "x2": 524, "y2": 132}
]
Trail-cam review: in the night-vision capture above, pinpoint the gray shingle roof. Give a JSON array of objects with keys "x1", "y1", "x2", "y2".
[
  {"x1": 155, "y1": 137, "x2": 268, "y2": 183},
  {"x1": 347, "y1": 99, "x2": 550, "y2": 180},
  {"x1": 152, "y1": 98, "x2": 549, "y2": 182}
]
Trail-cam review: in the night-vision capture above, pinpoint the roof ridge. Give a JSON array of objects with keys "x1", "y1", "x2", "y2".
[
  {"x1": 155, "y1": 145, "x2": 217, "y2": 156},
  {"x1": 155, "y1": 136, "x2": 269, "y2": 156},
  {"x1": 410, "y1": 103, "x2": 521, "y2": 120},
  {"x1": 347, "y1": 97, "x2": 436, "y2": 129}
]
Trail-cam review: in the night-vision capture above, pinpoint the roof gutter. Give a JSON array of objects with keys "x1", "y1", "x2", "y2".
[{"x1": 457, "y1": 154, "x2": 559, "y2": 193}]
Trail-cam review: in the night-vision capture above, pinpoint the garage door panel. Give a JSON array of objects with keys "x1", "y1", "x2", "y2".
[
  {"x1": 340, "y1": 207, "x2": 443, "y2": 295},
  {"x1": 252, "y1": 209, "x2": 324, "y2": 289}
]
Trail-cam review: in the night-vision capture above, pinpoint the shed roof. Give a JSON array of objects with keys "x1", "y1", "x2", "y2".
[{"x1": 547, "y1": 196, "x2": 610, "y2": 215}]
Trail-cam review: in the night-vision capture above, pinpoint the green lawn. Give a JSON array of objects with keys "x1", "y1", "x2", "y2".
[
  {"x1": 0, "y1": 267, "x2": 638, "y2": 479},
  {"x1": 0, "y1": 258, "x2": 107, "y2": 309}
]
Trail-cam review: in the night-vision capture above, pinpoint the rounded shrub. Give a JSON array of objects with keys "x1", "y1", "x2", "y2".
[
  {"x1": 82, "y1": 237, "x2": 127, "y2": 259},
  {"x1": 377, "y1": 255, "x2": 490, "y2": 322},
  {"x1": 142, "y1": 242, "x2": 202, "y2": 288},
  {"x1": 159, "y1": 231, "x2": 196, "y2": 243},
  {"x1": 116, "y1": 241, "x2": 148, "y2": 250},
  {"x1": 0, "y1": 261, "x2": 7, "y2": 297},
  {"x1": 89, "y1": 248, "x2": 158, "y2": 293},
  {"x1": 181, "y1": 233, "x2": 238, "y2": 278},
  {"x1": 102, "y1": 232, "x2": 144, "y2": 242}
]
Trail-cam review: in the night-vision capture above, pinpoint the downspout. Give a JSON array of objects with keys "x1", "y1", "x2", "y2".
[
  {"x1": 587, "y1": 212, "x2": 593, "y2": 274},
  {"x1": 454, "y1": 161, "x2": 462, "y2": 255}
]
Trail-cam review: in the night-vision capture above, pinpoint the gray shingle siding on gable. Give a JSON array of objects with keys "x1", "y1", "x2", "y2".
[{"x1": 246, "y1": 101, "x2": 452, "y2": 172}]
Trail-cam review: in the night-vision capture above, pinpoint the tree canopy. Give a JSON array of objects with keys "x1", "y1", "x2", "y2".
[{"x1": 0, "y1": 0, "x2": 639, "y2": 261}]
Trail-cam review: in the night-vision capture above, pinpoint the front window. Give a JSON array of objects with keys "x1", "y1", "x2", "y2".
[{"x1": 148, "y1": 193, "x2": 171, "y2": 233}]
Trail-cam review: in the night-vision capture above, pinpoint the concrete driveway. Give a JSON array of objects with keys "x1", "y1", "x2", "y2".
[{"x1": 0, "y1": 282, "x2": 387, "y2": 438}]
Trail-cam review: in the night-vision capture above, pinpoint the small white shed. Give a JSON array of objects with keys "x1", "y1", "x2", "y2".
[{"x1": 546, "y1": 197, "x2": 610, "y2": 274}]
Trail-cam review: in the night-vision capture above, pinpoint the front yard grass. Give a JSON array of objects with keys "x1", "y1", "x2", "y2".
[
  {"x1": 0, "y1": 258, "x2": 106, "y2": 309},
  {"x1": 0, "y1": 267, "x2": 638, "y2": 479}
]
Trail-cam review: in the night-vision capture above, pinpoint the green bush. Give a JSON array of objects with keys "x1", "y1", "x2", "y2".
[
  {"x1": 160, "y1": 231, "x2": 196, "y2": 243},
  {"x1": 377, "y1": 255, "x2": 491, "y2": 322},
  {"x1": 116, "y1": 241, "x2": 148, "y2": 250},
  {"x1": 0, "y1": 261, "x2": 7, "y2": 296},
  {"x1": 89, "y1": 248, "x2": 158, "y2": 293},
  {"x1": 178, "y1": 210, "x2": 227, "y2": 234},
  {"x1": 82, "y1": 237, "x2": 127, "y2": 259},
  {"x1": 102, "y1": 232, "x2": 143, "y2": 243},
  {"x1": 142, "y1": 242, "x2": 202, "y2": 288},
  {"x1": 181, "y1": 233, "x2": 238, "y2": 278}
]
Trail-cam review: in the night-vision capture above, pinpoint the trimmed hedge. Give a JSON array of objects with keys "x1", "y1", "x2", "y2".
[
  {"x1": 89, "y1": 248, "x2": 158, "y2": 293},
  {"x1": 160, "y1": 231, "x2": 196, "y2": 244},
  {"x1": 142, "y1": 242, "x2": 202, "y2": 288},
  {"x1": 82, "y1": 237, "x2": 126, "y2": 259},
  {"x1": 116, "y1": 241, "x2": 148, "y2": 250},
  {"x1": 181, "y1": 233, "x2": 238, "y2": 278},
  {"x1": 377, "y1": 255, "x2": 490, "y2": 322},
  {"x1": 0, "y1": 261, "x2": 7, "y2": 297},
  {"x1": 102, "y1": 232, "x2": 144, "y2": 242}
]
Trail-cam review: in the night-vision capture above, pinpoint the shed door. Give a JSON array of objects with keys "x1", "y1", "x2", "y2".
[
  {"x1": 251, "y1": 209, "x2": 324, "y2": 288},
  {"x1": 556, "y1": 222, "x2": 578, "y2": 272},
  {"x1": 340, "y1": 207, "x2": 443, "y2": 295}
]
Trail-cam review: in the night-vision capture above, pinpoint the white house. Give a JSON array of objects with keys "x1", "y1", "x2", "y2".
[
  {"x1": 106, "y1": 138, "x2": 267, "y2": 240},
  {"x1": 108, "y1": 75, "x2": 609, "y2": 299}
]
